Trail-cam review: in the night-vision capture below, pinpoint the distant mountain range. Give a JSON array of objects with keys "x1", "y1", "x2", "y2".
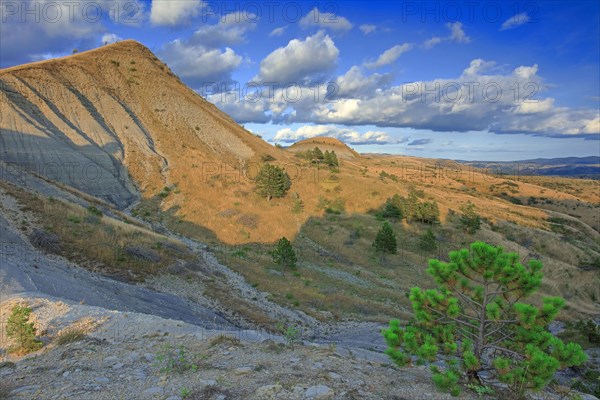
[{"x1": 457, "y1": 156, "x2": 600, "y2": 179}]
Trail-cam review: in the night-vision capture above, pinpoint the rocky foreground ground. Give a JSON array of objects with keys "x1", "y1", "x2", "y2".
[
  {"x1": 0, "y1": 297, "x2": 462, "y2": 400},
  {"x1": 2, "y1": 297, "x2": 597, "y2": 400}
]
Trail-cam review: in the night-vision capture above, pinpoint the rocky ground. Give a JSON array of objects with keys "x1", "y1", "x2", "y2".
[
  {"x1": 0, "y1": 297, "x2": 476, "y2": 400},
  {"x1": 2, "y1": 297, "x2": 598, "y2": 400}
]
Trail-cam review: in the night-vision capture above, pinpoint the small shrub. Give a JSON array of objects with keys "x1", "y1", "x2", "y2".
[
  {"x1": 571, "y1": 319, "x2": 600, "y2": 344},
  {"x1": 316, "y1": 196, "x2": 328, "y2": 210},
  {"x1": 458, "y1": 202, "x2": 481, "y2": 234},
  {"x1": 209, "y1": 334, "x2": 241, "y2": 348},
  {"x1": 87, "y1": 206, "x2": 103, "y2": 217},
  {"x1": 466, "y1": 383, "x2": 495, "y2": 397},
  {"x1": 158, "y1": 186, "x2": 171, "y2": 198},
  {"x1": 325, "y1": 197, "x2": 345, "y2": 215},
  {"x1": 292, "y1": 198, "x2": 304, "y2": 214},
  {"x1": 67, "y1": 215, "x2": 81, "y2": 224},
  {"x1": 180, "y1": 387, "x2": 192, "y2": 399},
  {"x1": 508, "y1": 196, "x2": 523, "y2": 205},
  {"x1": 154, "y1": 344, "x2": 198, "y2": 373},
  {"x1": 6, "y1": 305, "x2": 43, "y2": 354},
  {"x1": 283, "y1": 325, "x2": 299, "y2": 349},
  {"x1": 55, "y1": 328, "x2": 86, "y2": 345}
]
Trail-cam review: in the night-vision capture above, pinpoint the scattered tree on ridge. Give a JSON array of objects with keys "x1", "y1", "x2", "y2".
[
  {"x1": 381, "y1": 195, "x2": 403, "y2": 221},
  {"x1": 311, "y1": 147, "x2": 324, "y2": 164},
  {"x1": 373, "y1": 222, "x2": 397, "y2": 254},
  {"x1": 403, "y1": 189, "x2": 420, "y2": 224},
  {"x1": 382, "y1": 241, "x2": 587, "y2": 397},
  {"x1": 255, "y1": 163, "x2": 291, "y2": 201},
  {"x1": 459, "y1": 202, "x2": 481, "y2": 234},
  {"x1": 271, "y1": 237, "x2": 297, "y2": 272},
  {"x1": 415, "y1": 200, "x2": 440, "y2": 224},
  {"x1": 323, "y1": 150, "x2": 339, "y2": 167},
  {"x1": 419, "y1": 228, "x2": 437, "y2": 252}
]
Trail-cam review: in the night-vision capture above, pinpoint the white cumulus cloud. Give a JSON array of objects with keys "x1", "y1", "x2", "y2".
[
  {"x1": 269, "y1": 26, "x2": 287, "y2": 37},
  {"x1": 448, "y1": 22, "x2": 470, "y2": 43},
  {"x1": 1, "y1": 0, "x2": 146, "y2": 67},
  {"x1": 299, "y1": 8, "x2": 353, "y2": 32},
  {"x1": 273, "y1": 125, "x2": 401, "y2": 145},
  {"x1": 209, "y1": 58, "x2": 599, "y2": 138},
  {"x1": 514, "y1": 98, "x2": 554, "y2": 114},
  {"x1": 423, "y1": 22, "x2": 471, "y2": 49},
  {"x1": 359, "y1": 24, "x2": 377, "y2": 34},
  {"x1": 334, "y1": 66, "x2": 393, "y2": 98},
  {"x1": 189, "y1": 11, "x2": 257, "y2": 47},
  {"x1": 365, "y1": 43, "x2": 412, "y2": 68},
  {"x1": 160, "y1": 39, "x2": 242, "y2": 86},
  {"x1": 150, "y1": 0, "x2": 202, "y2": 26},
  {"x1": 423, "y1": 37, "x2": 442, "y2": 49},
  {"x1": 500, "y1": 12, "x2": 530, "y2": 31},
  {"x1": 255, "y1": 31, "x2": 339, "y2": 83}
]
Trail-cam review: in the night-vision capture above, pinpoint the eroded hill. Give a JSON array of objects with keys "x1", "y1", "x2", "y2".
[{"x1": 1, "y1": 41, "x2": 598, "y2": 322}]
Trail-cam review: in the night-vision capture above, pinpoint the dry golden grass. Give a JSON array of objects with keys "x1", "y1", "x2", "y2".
[
  {"x1": 2, "y1": 41, "x2": 598, "y2": 323},
  {"x1": 54, "y1": 328, "x2": 86, "y2": 345},
  {"x1": 142, "y1": 191, "x2": 599, "y2": 321},
  {"x1": 6, "y1": 40, "x2": 593, "y2": 244},
  {"x1": 0, "y1": 181, "x2": 193, "y2": 281}
]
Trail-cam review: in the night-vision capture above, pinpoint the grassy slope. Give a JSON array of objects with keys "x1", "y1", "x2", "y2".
[
  {"x1": 2, "y1": 43, "x2": 598, "y2": 324},
  {"x1": 7, "y1": 41, "x2": 595, "y2": 245},
  {"x1": 132, "y1": 156, "x2": 600, "y2": 322}
]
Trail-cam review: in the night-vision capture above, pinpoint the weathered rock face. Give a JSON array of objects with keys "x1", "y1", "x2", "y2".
[
  {"x1": 0, "y1": 52, "x2": 145, "y2": 208},
  {"x1": 0, "y1": 40, "x2": 274, "y2": 210}
]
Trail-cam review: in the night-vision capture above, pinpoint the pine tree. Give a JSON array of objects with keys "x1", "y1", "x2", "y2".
[
  {"x1": 419, "y1": 228, "x2": 437, "y2": 251},
  {"x1": 312, "y1": 147, "x2": 324, "y2": 164},
  {"x1": 255, "y1": 163, "x2": 291, "y2": 201},
  {"x1": 323, "y1": 150, "x2": 333, "y2": 166},
  {"x1": 6, "y1": 305, "x2": 43, "y2": 354},
  {"x1": 271, "y1": 237, "x2": 297, "y2": 272},
  {"x1": 382, "y1": 195, "x2": 403, "y2": 220},
  {"x1": 331, "y1": 151, "x2": 338, "y2": 167},
  {"x1": 459, "y1": 202, "x2": 481, "y2": 234},
  {"x1": 325, "y1": 150, "x2": 339, "y2": 167},
  {"x1": 382, "y1": 242, "x2": 587, "y2": 397},
  {"x1": 403, "y1": 189, "x2": 419, "y2": 224},
  {"x1": 373, "y1": 222, "x2": 397, "y2": 254},
  {"x1": 416, "y1": 201, "x2": 440, "y2": 224}
]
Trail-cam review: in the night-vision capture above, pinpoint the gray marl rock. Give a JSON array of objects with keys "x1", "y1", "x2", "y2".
[{"x1": 304, "y1": 385, "x2": 333, "y2": 399}]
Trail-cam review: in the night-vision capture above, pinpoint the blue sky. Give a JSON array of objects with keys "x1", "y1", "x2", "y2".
[{"x1": 1, "y1": 0, "x2": 599, "y2": 160}]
